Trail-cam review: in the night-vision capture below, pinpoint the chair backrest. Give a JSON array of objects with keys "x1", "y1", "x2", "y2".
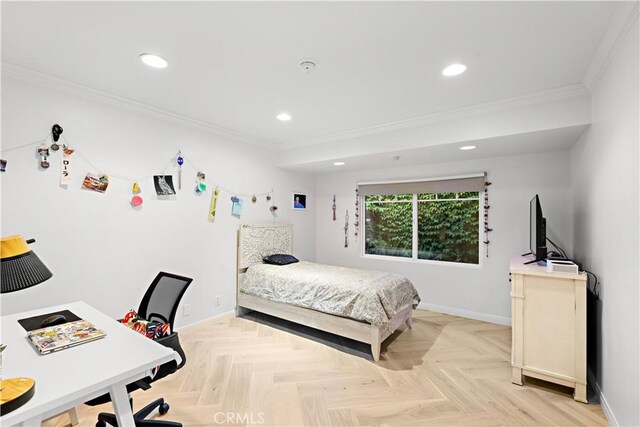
[{"x1": 138, "y1": 272, "x2": 193, "y2": 327}]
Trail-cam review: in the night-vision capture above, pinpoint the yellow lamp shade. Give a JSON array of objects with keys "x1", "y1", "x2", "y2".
[{"x1": 1, "y1": 235, "x2": 52, "y2": 293}]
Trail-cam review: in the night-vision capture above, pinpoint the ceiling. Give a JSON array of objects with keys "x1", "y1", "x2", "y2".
[
  {"x1": 1, "y1": 2, "x2": 619, "y2": 148},
  {"x1": 284, "y1": 125, "x2": 590, "y2": 174}
]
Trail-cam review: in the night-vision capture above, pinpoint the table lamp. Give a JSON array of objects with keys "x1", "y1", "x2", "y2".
[
  {"x1": 0, "y1": 235, "x2": 52, "y2": 415},
  {"x1": 1, "y1": 235, "x2": 52, "y2": 293}
]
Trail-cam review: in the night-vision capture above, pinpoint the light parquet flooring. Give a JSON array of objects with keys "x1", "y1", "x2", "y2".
[{"x1": 44, "y1": 310, "x2": 608, "y2": 427}]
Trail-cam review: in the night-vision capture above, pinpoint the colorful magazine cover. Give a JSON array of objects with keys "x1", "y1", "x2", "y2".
[{"x1": 27, "y1": 320, "x2": 106, "y2": 354}]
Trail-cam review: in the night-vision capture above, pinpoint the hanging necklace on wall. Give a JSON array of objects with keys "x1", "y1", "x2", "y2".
[
  {"x1": 332, "y1": 194, "x2": 336, "y2": 221},
  {"x1": 344, "y1": 210, "x2": 349, "y2": 248},
  {"x1": 483, "y1": 178, "x2": 493, "y2": 257},
  {"x1": 354, "y1": 189, "x2": 359, "y2": 240},
  {"x1": 176, "y1": 150, "x2": 184, "y2": 190}
]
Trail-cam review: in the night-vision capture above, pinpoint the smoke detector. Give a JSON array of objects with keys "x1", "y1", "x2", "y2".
[{"x1": 299, "y1": 60, "x2": 316, "y2": 73}]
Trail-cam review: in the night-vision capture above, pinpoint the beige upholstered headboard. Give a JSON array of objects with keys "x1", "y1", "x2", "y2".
[{"x1": 237, "y1": 223, "x2": 293, "y2": 270}]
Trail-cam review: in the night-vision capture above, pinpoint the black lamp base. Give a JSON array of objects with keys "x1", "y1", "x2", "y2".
[{"x1": 0, "y1": 377, "x2": 35, "y2": 415}]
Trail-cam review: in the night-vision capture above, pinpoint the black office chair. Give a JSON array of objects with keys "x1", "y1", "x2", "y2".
[{"x1": 86, "y1": 272, "x2": 193, "y2": 427}]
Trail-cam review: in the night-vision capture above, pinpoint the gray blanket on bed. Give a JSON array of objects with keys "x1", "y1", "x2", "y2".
[{"x1": 240, "y1": 261, "x2": 420, "y2": 330}]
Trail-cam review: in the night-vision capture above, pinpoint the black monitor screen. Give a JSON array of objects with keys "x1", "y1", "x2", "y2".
[
  {"x1": 529, "y1": 194, "x2": 546, "y2": 260},
  {"x1": 530, "y1": 196, "x2": 537, "y2": 255}
]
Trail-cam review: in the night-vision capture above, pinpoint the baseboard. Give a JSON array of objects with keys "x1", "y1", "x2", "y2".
[
  {"x1": 588, "y1": 367, "x2": 618, "y2": 426},
  {"x1": 417, "y1": 302, "x2": 511, "y2": 326},
  {"x1": 175, "y1": 309, "x2": 235, "y2": 331}
]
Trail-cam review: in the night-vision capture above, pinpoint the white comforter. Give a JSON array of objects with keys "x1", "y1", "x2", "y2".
[{"x1": 240, "y1": 261, "x2": 420, "y2": 330}]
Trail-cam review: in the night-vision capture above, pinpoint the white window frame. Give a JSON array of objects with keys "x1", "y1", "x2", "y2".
[{"x1": 361, "y1": 191, "x2": 484, "y2": 268}]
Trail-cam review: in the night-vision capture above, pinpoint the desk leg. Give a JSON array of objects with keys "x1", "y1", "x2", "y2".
[
  {"x1": 109, "y1": 381, "x2": 135, "y2": 427},
  {"x1": 68, "y1": 407, "x2": 79, "y2": 425}
]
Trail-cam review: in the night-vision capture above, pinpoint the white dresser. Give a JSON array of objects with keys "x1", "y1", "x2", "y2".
[{"x1": 509, "y1": 255, "x2": 587, "y2": 403}]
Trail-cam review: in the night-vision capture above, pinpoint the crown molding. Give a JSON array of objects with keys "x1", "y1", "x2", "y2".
[
  {"x1": 1, "y1": 62, "x2": 277, "y2": 150},
  {"x1": 582, "y1": 1, "x2": 639, "y2": 91},
  {"x1": 276, "y1": 83, "x2": 590, "y2": 151},
  {"x1": 1, "y1": 62, "x2": 592, "y2": 153}
]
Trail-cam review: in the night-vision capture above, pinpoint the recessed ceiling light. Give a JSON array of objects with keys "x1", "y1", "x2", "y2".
[
  {"x1": 333, "y1": 161, "x2": 345, "y2": 166},
  {"x1": 277, "y1": 113, "x2": 292, "y2": 121},
  {"x1": 460, "y1": 145, "x2": 476, "y2": 151},
  {"x1": 442, "y1": 63, "x2": 467, "y2": 77},
  {"x1": 139, "y1": 53, "x2": 168, "y2": 69}
]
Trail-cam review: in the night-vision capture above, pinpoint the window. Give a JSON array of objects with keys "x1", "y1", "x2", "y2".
[
  {"x1": 416, "y1": 192, "x2": 480, "y2": 263},
  {"x1": 361, "y1": 176, "x2": 484, "y2": 265}
]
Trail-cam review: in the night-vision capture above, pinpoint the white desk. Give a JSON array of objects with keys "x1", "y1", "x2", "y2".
[{"x1": 0, "y1": 301, "x2": 178, "y2": 427}]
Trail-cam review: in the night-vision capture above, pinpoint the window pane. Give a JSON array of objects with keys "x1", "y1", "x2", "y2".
[
  {"x1": 417, "y1": 199, "x2": 479, "y2": 264},
  {"x1": 364, "y1": 194, "x2": 411, "y2": 202},
  {"x1": 458, "y1": 191, "x2": 479, "y2": 198},
  {"x1": 365, "y1": 200, "x2": 413, "y2": 258},
  {"x1": 436, "y1": 192, "x2": 456, "y2": 200},
  {"x1": 418, "y1": 193, "x2": 436, "y2": 201}
]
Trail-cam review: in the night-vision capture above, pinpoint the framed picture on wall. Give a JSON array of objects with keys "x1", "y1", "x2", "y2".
[{"x1": 292, "y1": 193, "x2": 307, "y2": 210}]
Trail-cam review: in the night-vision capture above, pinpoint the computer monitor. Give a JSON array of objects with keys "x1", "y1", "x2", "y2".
[{"x1": 527, "y1": 194, "x2": 547, "y2": 264}]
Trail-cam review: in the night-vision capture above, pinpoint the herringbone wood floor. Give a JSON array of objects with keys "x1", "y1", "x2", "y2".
[{"x1": 45, "y1": 310, "x2": 607, "y2": 427}]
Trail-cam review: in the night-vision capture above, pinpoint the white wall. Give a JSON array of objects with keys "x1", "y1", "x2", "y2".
[
  {"x1": 0, "y1": 77, "x2": 316, "y2": 328},
  {"x1": 570, "y1": 17, "x2": 639, "y2": 427},
  {"x1": 316, "y1": 150, "x2": 572, "y2": 323}
]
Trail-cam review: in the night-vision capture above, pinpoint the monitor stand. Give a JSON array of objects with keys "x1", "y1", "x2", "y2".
[{"x1": 521, "y1": 252, "x2": 547, "y2": 265}]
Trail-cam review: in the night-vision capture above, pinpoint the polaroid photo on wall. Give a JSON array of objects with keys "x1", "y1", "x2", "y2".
[
  {"x1": 153, "y1": 175, "x2": 176, "y2": 196},
  {"x1": 292, "y1": 193, "x2": 307, "y2": 210}
]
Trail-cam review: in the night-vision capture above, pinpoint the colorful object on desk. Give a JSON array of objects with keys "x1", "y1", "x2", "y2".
[
  {"x1": 60, "y1": 146, "x2": 74, "y2": 186},
  {"x1": 176, "y1": 151, "x2": 184, "y2": 190},
  {"x1": 37, "y1": 145, "x2": 50, "y2": 169},
  {"x1": 0, "y1": 377, "x2": 35, "y2": 415},
  {"x1": 27, "y1": 320, "x2": 106, "y2": 354},
  {"x1": 120, "y1": 309, "x2": 171, "y2": 340},
  {"x1": 209, "y1": 187, "x2": 220, "y2": 222},
  {"x1": 1, "y1": 235, "x2": 52, "y2": 294}
]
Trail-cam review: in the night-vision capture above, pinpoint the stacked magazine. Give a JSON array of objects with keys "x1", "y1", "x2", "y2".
[{"x1": 27, "y1": 320, "x2": 106, "y2": 354}]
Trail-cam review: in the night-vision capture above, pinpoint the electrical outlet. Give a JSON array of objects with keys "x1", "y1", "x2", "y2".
[
  {"x1": 215, "y1": 295, "x2": 220, "y2": 306},
  {"x1": 183, "y1": 304, "x2": 192, "y2": 317}
]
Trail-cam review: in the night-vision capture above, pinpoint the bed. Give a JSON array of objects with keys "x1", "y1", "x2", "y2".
[{"x1": 236, "y1": 223, "x2": 420, "y2": 361}]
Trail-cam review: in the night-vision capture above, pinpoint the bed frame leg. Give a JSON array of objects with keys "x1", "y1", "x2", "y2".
[
  {"x1": 236, "y1": 306, "x2": 250, "y2": 317},
  {"x1": 405, "y1": 315, "x2": 413, "y2": 329},
  {"x1": 370, "y1": 328, "x2": 381, "y2": 362}
]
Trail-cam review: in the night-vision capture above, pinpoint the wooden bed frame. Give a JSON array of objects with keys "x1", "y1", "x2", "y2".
[{"x1": 236, "y1": 223, "x2": 413, "y2": 362}]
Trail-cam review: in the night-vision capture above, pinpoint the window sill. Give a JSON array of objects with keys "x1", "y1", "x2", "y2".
[{"x1": 361, "y1": 254, "x2": 482, "y2": 269}]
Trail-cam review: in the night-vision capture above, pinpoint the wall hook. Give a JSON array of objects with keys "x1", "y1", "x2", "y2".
[{"x1": 52, "y1": 124, "x2": 63, "y2": 142}]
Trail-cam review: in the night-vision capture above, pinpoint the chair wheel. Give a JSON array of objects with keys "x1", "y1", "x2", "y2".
[
  {"x1": 159, "y1": 402, "x2": 170, "y2": 415},
  {"x1": 96, "y1": 420, "x2": 106, "y2": 427}
]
